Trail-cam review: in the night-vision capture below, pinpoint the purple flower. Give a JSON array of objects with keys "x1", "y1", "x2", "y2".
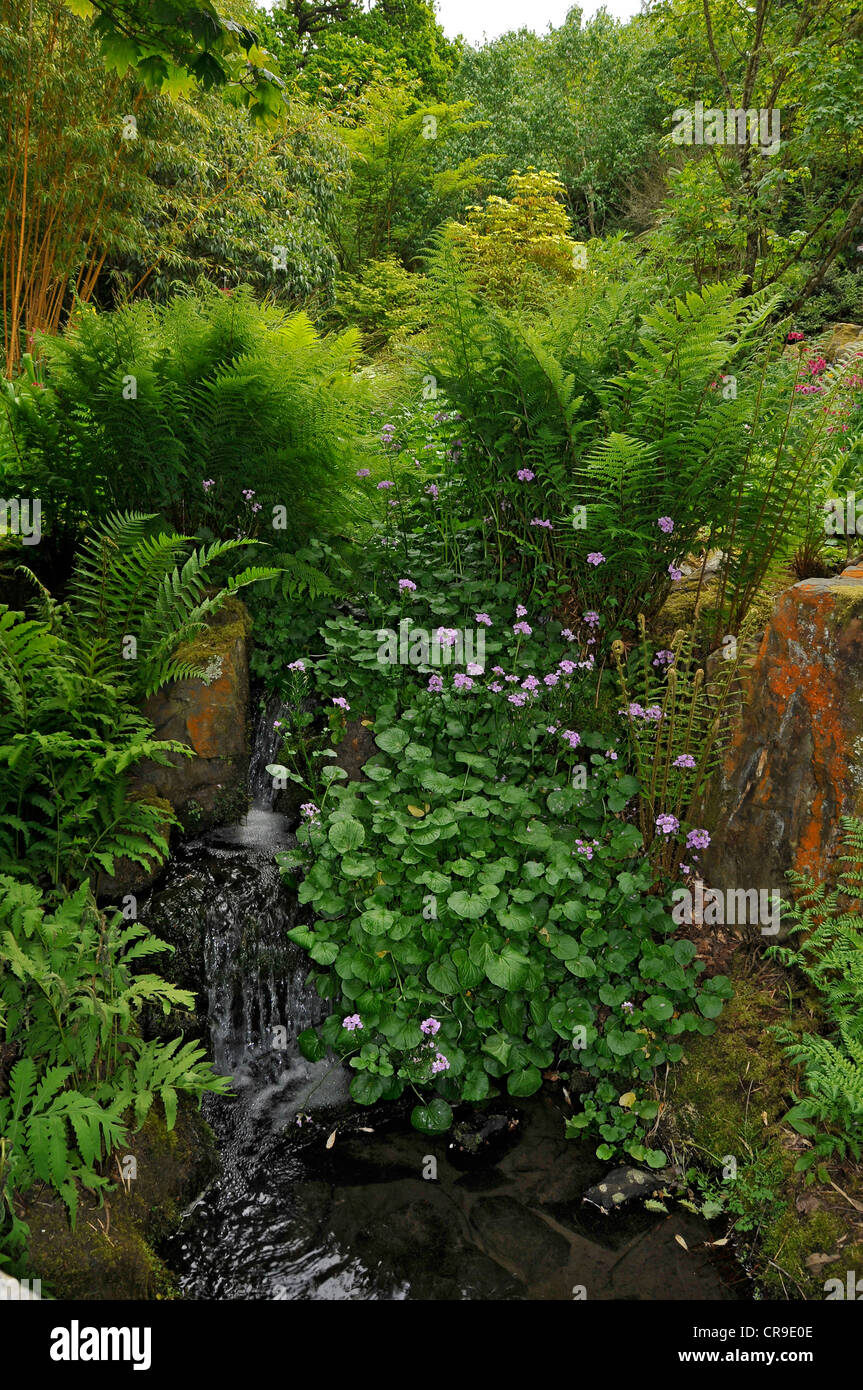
[
  {"x1": 356, "y1": 468, "x2": 371, "y2": 477},
  {"x1": 435, "y1": 627, "x2": 459, "y2": 648},
  {"x1": 273, "y1": 720, "x2": 282, "y2": 730},
  {"x1": 420, "y1": 1017, "x2": 441, "y2": 1036},
  {"x1": 342, "y1": 1014, "x2": 363, "y2": 1032},
  {"x1": 431, "y1": 1053, "x2": 450, "y2": 1075},
  {"x1": 673, "y1": 753, "x2": 696, "y2": 769},
  {"x1": 504, "y1": 674, "x2": 519, "y2": 683},
  {"x1": 621, "y1": 1001, "x2": 635, "y2": 1014},
  {"x1": 202, "y1": 478, "x2": 215, "y2": 491},
  {"x1": 668, "y1": 565, "x2": 683, "y2": 582},
  {"x1": 561, "y1": 628, "x2": 575, "y2": 641},
  {"x1": 475, "y1": 613, "x2": 492, "y2": 626},
  {"x1": 516, "y1": 604, "x2": 528, "y2": 618},
  {"x1": 655, "y1": 814, "x2": 679, "y2": 835},
  {"x1": 543, "y1": 672, "x2": 559, "y2": 687},
  {"x1": 466, "y1": 662, "x2": 484, "y2": 676},
  {"x1": 558, "y1": 659, "x2": 577, "y2": 675},
  {"x1": 453, "y1": 673, "x2": 474, "y2": 691},
  {"x1": 377, "y1": 480, "x2": 395, "y2": 490},
  {"x1": 508, "y1": 692, "x2": 527, "y2": 706},
  {"x1": 644, "y1": 705, "x2": 663, "y2": 722},
  {"x1": 492, "y1": 666, "x2": 505, "y2": 675},
  {"x1": 398, "y1": 578, "x2": 417, "y2": 592},
  {"x1": 658, "y1": 516, "x2": 675, "y2": 534},
  {"x1": 606, "y1": 749, "x2": 618, "y2": 760},
  {"x1": 287, "y1": 659, "x2": 306, "y2": 672},
  {"x1": 583, "y1": 611, "x2": 600, "y2": 628},
  {"x1": 517, "y1": 469, "x2": 535, "y2": 481},
  {"x1": 427, "y1": 674, "x2": 444, "y2": 693},
  {"x1": 521, "y1": 675, "x2": 540, "y2": 692},
  {"x1": 489, "y1": 681, "x2": 503, "y2": 693},
  {"x1": 300, "y1": 802, "x2": 320, "y2": 819},
  {"x1": 586, "y1": 552, "x2": 605, "y2": 566},
  {"x1": 530, "y1": 517, "x2": 553, "y2": 529},
  {"x1": 561, "y1": 730, "x2": 581, "y2": 749},
  {"x1": 653, "y1": 650, "x2": 675, "y2": 668},
  {"x1": 686, "y1": 828, "x2": 711, "y2": 850},
  {"x1": 425, "y1": 483, "x2": 439, "y2": 499},
  {"x1": 513, "y1": 621, "x2": 532, "y2": 636},
  {"x1": 242, "y1": 488, "x2": 256, "y2": 500},
  {"x1": 331, "y1": 696, "x2": 350, "y2": 711},
  {"x1": 574, "y1": 837, "x2": 598, "y2": 859}
]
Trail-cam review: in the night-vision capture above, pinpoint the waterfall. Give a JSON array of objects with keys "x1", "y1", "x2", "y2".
[{"x1": 248, "y1": 691, "x2": 293, "y2": 809}]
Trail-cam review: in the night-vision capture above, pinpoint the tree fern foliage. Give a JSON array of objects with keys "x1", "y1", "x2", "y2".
[
  {"x1": 0, "y1": 287, "x2": 374, "y2": 551},
  {"x1": 769, "y1": 818, "x2": 863, "y2": 1175}
]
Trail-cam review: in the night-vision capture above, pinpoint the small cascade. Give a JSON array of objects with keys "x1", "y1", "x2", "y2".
[{"x1": 248, "y1": 692, "x2": 293, "y2": 809}]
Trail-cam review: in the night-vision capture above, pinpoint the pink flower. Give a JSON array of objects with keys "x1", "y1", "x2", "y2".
[
  {"x1": 586, "y1": 552, "x2": 605, "y2": 566},
  {"x1": 658, "y1": 516, "x2": 674, "y2": 534}
]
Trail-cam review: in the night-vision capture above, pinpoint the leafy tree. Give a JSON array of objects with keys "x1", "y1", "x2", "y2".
[
  {"x1": 261, "y1": 0, "x2": 460, "y2": 104},
  {"x1": 450, "y1": 10, "x2": 672, "y2": 237},
  {"x1": 333, "y1": 80, "x2": 488, "y2": 272},
  {"x1": 654, "y1": 0, "x2": 863, "y2": 298},
  {"x1": 62, "y1": 0, "x2": 285, "y2": 115}
]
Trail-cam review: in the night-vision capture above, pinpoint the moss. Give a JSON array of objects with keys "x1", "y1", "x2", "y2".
[
  {"x1": 174, "y1": 596, "x2": 251, "y2": 670},
  {"x1": 23, "y1": 1099, "x2": 218, "y2": 1300},
  {"x1": 665, "y1": 967, "x2": 863, "y2": 1298}
]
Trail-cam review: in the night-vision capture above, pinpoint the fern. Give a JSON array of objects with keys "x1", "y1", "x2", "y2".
[{"x1": 768, "y1": 817, "x2": 863, "y2": 1175}]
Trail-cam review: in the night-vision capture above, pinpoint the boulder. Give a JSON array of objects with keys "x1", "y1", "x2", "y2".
[
  {"x1": 820, "y1": 322, "x2": 863, "y2": 364},
  {"x1": 703, "y1": 564, "x2": 863, "y2": 922},
  {"x1": 136, "y1": 597, "x2": 252, "y2": 833}
]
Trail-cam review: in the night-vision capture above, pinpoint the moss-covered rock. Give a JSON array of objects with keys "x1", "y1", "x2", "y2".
[
  {"x1": 665, "y1": 968, "x2": 863, "y2": 1298},
  {"x1": 22, "y1": 1100, "x2": 218, "y2": 1301}
]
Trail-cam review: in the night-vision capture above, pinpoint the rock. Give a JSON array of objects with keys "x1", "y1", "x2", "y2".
[
  {"x1": 819, "y1": 322, "x2": 863, "y2": 364},
  {"x1": 135, "y1": 597, "x2": 252, "y2": 833},
  {"x1": 329, "y1": 718, "x2": 378, "y2": 782},
  {"x1": 448, "y1": 1106, "x2": 521, "y2": 1168},
  {"x1": 703, "y1": 564, "x2": 863, "y2": 923},
  {"x1": 582, "y1": 1167, "x2": 667, "y2": 1214}
]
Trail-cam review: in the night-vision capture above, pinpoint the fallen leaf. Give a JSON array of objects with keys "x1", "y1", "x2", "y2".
[
  {"x1": 407, "y1": 804, "x2": 426, "y2": 818},
  {"x1": 675, "y1": 1235, "x2": 689, "y2": 1250},
  {"x1": 326, "y1": 1130, "x2": 337, "y2": 1149},
  {"x1": 619, "y1": 1091, "x2": 636, "y2": 1109}
]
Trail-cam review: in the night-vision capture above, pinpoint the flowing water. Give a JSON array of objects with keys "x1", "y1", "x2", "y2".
[{"x1": 143, "y1": 704, "x2": 742, "y2": 1301}]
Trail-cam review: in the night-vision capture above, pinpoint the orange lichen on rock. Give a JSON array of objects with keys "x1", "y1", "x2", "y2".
[{"x1": 704, "y1": 566, "x2": 863, "y2": 919}]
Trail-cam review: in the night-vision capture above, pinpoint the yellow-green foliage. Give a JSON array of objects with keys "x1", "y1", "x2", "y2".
[{"x1": 444, "y1": 169, "x2": 582, "y2": 308}]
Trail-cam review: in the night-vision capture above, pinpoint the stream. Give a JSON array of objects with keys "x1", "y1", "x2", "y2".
[{"x1": 140, "y1": 700, "x2": 741, "y2": 1301}]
